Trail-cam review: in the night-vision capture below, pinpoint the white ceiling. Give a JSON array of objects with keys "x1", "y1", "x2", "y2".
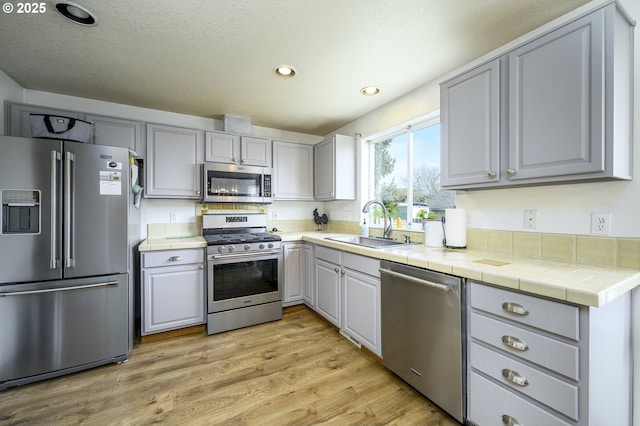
[{"x1": 0, "y1": 0, "x2": 590, "y2": 135}]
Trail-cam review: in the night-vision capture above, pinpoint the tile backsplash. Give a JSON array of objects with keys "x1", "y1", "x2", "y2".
[{"x1": 467, "y1": 229, "x2": 640, "y2": 269}]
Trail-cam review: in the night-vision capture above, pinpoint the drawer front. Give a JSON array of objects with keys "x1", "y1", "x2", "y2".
[
  {"x1": 142, "y1": 248, "x2": 204, "y2": 268},
  {"x1": 471, "y1": 312, "x2": 579, "y2": 380},
  {"x1": 471, "y1": 342, "x2": 578, "y2": 420},
  {"x1": 315, "y1": 245, "x2": 342, "y2": 264},
  {"x1": 343, "y1": 252, "x2": 380, "y2": 277},
  {"x1": 469, "y1": 372, "x2": 572, "y2": 426},
  {"x1": 470, "y1": 282, "x2": 579, "y2": 340}
]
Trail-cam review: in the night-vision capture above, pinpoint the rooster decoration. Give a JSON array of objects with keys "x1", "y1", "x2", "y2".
[{"x1": 313, "y1": 208, "x2": 329, "y2": 231}]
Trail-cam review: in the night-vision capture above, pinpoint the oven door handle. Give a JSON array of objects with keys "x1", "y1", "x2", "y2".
[{"x1": 209, "y1": 250, "x2": 281, "y2": 260}]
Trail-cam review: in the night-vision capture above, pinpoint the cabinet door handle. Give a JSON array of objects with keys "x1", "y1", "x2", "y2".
[
  {"x1": 168, "y1": 256, "x2": 182, "y2": 262},
  {"x1": 334, "y1": 267, "x2": 340, "y2": 273},
  {"x1": 507, "y1": 168, "x2": 516, "y2": 176},
  {"x1": 341, "y1": 270, "x2": 345, "y2": 275},
  {"x1": 501, "y1": 414, "x2": 523, "y2": 426},
  {"x1": 502, "y1": 302, "x2": 529, "y2": 316},
  {"x1": 488, "y1": 171, "x2": 496, "y2": 179},
  {"x1": 501, "y1": 335, "x2": 529, "y2": 351},
  {"x1": 501, "y1": 369, "x2": 529, "y2": 386}
]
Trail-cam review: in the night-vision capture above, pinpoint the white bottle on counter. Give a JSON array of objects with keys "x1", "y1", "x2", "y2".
[{"x1": 360, "y1": 219, "x2": 369, "y2": 237}]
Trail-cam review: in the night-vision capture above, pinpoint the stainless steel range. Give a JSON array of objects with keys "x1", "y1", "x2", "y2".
[{"x1": 203, "y1": 213, "x2": 282, "y2": 335}]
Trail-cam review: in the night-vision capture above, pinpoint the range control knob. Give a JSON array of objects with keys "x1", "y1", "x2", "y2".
[
  {"x1": 259, "y1": 243, "x2": 265, "y2": 249},
  {"x1": 228, "y1": 246, "x2": 235, "y2": 252},
  {"x1": 217, "y1": 246, "x2": 225, "y2": 253},
  {"x1": 244, "y1": 244, "x2": 251, "y2": 251},
  {"x1": 267, "y1": 243, "x2": 274, "y2": 249}
]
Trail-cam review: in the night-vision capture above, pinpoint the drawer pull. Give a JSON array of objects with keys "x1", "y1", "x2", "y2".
[
  {"x1": 168, "y1": 256, "x2": 182, "y2": 262},
  {"x1": 502, "y1": 302, "x2": 529, "y2": 316},
  {"x1": 502, "y1": 414, "x2": 523, "y2": 426},
  {"x1": 501, "y1": 368, "x2": 529, "y2": 386},
  {"x1": 501, "y1": 335, "x2": 529, "y2": 351}
]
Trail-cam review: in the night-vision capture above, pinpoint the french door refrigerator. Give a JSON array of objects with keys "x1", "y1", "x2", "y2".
[{"x1": 0, "y1": 136, "x2": 130, "y2": 390}]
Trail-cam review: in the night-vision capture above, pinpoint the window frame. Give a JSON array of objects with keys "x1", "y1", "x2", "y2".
[{"x1": 365, "y1": 110, "x2": 444, "y2": 225}]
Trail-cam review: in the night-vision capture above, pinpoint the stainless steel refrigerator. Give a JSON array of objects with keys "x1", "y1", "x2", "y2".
[{"x1": 0, "y1": 136, "x2": 131, "y2": 390}]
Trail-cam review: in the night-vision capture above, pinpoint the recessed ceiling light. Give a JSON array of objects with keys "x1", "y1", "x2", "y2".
[
  {"x1": 360, "y1": 86, "x2": 381, "y2": 96},
  {"x1": 274, "y1": 66, "x2": 296, "y2": 78},
  {"x1": 54, "y1": 1, "x2": 97, "y2": 26}
]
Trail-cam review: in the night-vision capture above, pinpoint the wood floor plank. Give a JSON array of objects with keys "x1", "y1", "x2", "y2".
[{"x1": 0, "y1": 307, "x2": 460, "y2": 425}]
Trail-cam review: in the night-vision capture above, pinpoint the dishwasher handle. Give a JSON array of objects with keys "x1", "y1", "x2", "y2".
[{"x1": 379, "y1": 267, "x2": 451, "y2": 292}]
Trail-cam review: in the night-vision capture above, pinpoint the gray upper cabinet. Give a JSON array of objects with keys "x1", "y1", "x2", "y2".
[
  {"x1": 272, "y1": 140, "x2": 314, "y2": 200},
  {"x1": 441, "y1": 2, "x2": 634, "y2": 189},
  {"x1": 205, "y1": 131, "x2": 271, "y2": 167},
  {"x1": 441, "y1": 60, "x2": 500, "y2": 187},
  {"x1": 85, "y1": 114, "x2": 144, "y2": 155},
  {"x1": 6, "y1": 102, "x2": 85, "y2": 137},
  {"x1": 145, "y1": 123, "x2": 204, "y2": 199},
  {"x1": 314, "y1": 134, "x2": 356, "y2": 201}
]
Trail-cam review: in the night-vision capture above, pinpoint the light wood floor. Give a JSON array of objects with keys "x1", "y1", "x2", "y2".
[{"x1": 0, "y1": 307, "x2": 460, "y2": 425}]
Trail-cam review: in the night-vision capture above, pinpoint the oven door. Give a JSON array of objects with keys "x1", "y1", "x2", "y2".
[{"x1": 207, "y1": 251, "x2": 282, "y2": 313}]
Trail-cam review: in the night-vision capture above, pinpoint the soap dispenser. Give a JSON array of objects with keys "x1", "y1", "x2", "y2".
[{"x1": 360, "y1": 218, "x2": 369, "y2": 237}]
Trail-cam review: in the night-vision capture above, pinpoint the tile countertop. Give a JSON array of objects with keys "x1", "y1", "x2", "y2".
[
  {"x1": 280, "y1": 232, "x2": 640, "y2": 308},
  {"x1": 137, "y1": 231, "x2": 640, "y2": 307},
  {"x1": 138, "y1": 236, "x2": 207, "y2": 251}
]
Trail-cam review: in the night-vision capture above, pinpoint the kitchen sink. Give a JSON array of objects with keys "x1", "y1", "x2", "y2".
[{"x1": 325, "y1": 235, "x2": 409, "y2": 248}]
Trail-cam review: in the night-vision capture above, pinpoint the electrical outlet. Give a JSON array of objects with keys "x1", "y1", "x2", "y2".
[
  {"x1": 591, "y1": 213, "x2": 611, "y2": 235},
  {"x1": 169, "y1": 212, "x2": 178, "y2": 223},
  {"x1": 524, "y1": 210, "x2": 537, "y2": 229}
]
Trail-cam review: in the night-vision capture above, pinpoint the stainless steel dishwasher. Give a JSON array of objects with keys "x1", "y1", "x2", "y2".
[{"x1": 380, "y1": 260, "x2": 465, "y2": 423}]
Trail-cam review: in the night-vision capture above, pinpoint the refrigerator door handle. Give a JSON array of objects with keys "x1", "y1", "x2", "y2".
[
  {"x1": 50, "y1": 150, "x2": 60, "y2": 269},
  {"x1": 64, "y1": 151, "x2": 75, "y2": 269},
  {"x1": 0, "y1": 281, "x2": 118, "y2": 297}
]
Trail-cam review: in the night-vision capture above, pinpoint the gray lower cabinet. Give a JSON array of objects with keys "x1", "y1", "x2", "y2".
[
  {"x1": 341, "y1": 253, "x2": 381, "y2": 356},
  {"x1": 283, "y1": 242, "x2": 313, "y2": 307},
  {"x1": 145, "y1": 123, "x2": 204, "y2": 198},
  {"x1": 301, "y1": 244, "x2": 314, "y2": 306},
  {"x1": 85, "y1": 114, "x2": 144, "y2": 155},
  {"x1": 468, "y1": 281, "x2": 632, "y2": 426},
  {"x1": 140, "y1": 249, "x2": 205, "y2": 335},
  {"x1": 313, "y1": 246, "x2": 381, "y2": 356},
  {"x1": 314, "y1": 252, "x2": 341, "y2": 327},
  {"x1": 441, "y1": 2, "x2": 633, "y2": 189},
  {"x1": 6, "y1": 102, "x2": 85, "y2": 137}
]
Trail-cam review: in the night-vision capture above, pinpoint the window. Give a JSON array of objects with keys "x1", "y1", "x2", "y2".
[{"x1": 367, "y1": 113, "x2": 455, "y2": 224}]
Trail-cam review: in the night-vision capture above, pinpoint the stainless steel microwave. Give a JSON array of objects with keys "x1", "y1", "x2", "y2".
[{"x1": 203, "y1": 163, "x2": 272, "y2": 204}]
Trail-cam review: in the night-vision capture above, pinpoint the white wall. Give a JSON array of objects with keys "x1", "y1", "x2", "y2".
[
  {"x1": 330, "y1": 0, "x2": 640, "y2": 238},
  {"x1": 0, "y1": 70, "x2": 24, "y2": 134}
]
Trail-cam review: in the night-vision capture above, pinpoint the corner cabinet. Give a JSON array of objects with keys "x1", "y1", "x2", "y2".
[
  {"x1": 468, "y1": 282, "x2": 632, "y2": 426},
  {"x1": 441, "y1": 2, "x2": 634, "y2": 189},
  {"x1": 145, "y1": 123, "x2": 204, "y2": 199},
  {"x1": 140, "y1": 249, "x2": 205, "y2": 335},
  {"x1": 272, "y1": 141, "x2": 314, "y2": 200},
  {"x1": 314, "y1": 134, "x2": 356, "y2": 201},
  {"x1": 282, "y1": 242, "x2": 313, "y2": 306},
  {"x1": 204, "y1": 131, "x2": 272, "y2": 167}
]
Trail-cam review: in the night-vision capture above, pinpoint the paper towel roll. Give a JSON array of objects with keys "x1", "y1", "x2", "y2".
[
  {"x1": 424, "y1": 220, "x2": 444, "y2": 247},
  {"x1": 444, "y1": 208, "x2": 467, "y2": 248}
]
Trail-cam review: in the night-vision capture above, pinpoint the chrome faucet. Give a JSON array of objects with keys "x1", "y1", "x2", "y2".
[{"x1": 362, "y1": 200, "x2": 392, "y2": 239}]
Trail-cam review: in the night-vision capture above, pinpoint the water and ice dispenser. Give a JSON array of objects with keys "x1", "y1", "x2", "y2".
[{"x1": 1, "y1": 189, "x2": 40, "y2": 234}]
